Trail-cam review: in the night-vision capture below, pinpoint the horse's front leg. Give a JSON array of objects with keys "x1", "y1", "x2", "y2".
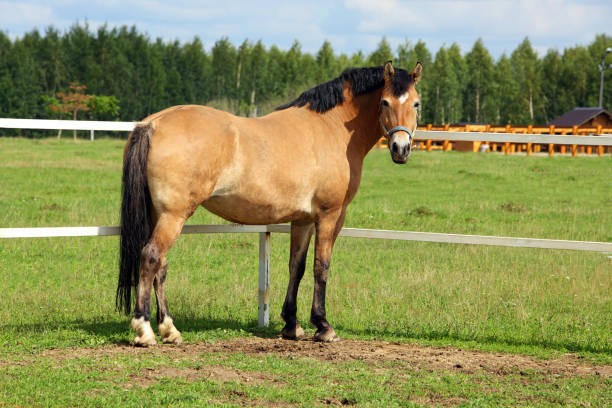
[
  {"x1": 281, "y1": 221, "x2": 314, "y2": 339},
  {"x1": 310, "y1": 209, "x2": 345, "y2": 342}
]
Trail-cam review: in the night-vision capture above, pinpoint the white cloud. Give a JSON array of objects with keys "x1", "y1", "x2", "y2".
[
  {"x1": 0, "y1": 1, "x2": 53, "y2": 26},
  {"x1": 343, "y1": 0, "x2": 611, "y2": 56}
]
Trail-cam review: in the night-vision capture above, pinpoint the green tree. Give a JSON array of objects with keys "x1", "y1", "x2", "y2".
[
  {"x1": 349, "y1": 50, "x2": 365, "y2": 67},
  {"x1": 283, "y1": 40, "x2": 302, "y2": 99},
  {"x1": 245, "y1": 40, "x2": 268, "y2": 116},
  {"x1": 541, "y1": 49, "x2": 562, "y2": 123},
  {"x1": 62, "y1": 23, "x2": 97, "y2": 89},
  {"x1": 36, "y1": 27, "x2": 66, "y2": 98},
  {"x1": 88, "y1": 94, "x2": 120, "y2": 120},
  {"x1": 494, "y1": 54, "x2": 519, "y2": 124},
  {"x1": 180, "y1": 37, "x2": 210, "y2": 104},
  {"x1": 428, "y1": 46, "x2": 460, "y2": 124},
  {"x1": 266, "y1": 45, "x2": 287, "y2": 101},
  {"x1": 7, "y1": 39, "x2": 40, "y2": 118},
  {"x1": 588, "y1": 34, "x2": 612, "y2": 109},
  {"x1": 0, "y1": 31, "x2": 14, "y2": 118},
  {"x1": 412, "y1": 41, "x2": 433, "y2": 123},
  {"x1": 560, "y1": 46, "x2": 594, "y2": 111},
  {"x1": 511, "y1": 38, "x2": 541, "y2": 123},
  {"x1": 113, "y1": 26, "x2": 150, "y2": 120},
  {"x1": 316, "y1": 40, "x2": 337, "y2": 82},
  {"x1": 160, "y1": 40, "x2": 188, "y2": 109},
  {"x1": 368, "y1": 37, "x2": 394, "y2": 65},
  {"x1": 465, "y1": 39, "x2": 494, "y2": 122},
  {"x1": 396, "y1": 40, "x2": 414, "y2": 70},
  {"x1": 211, "y1": 37, "x2": 237, "y2": 102},
  {"x1": 235, "y1": 39, "x2": 251, "y2": 113},
  {"x1": 299, "y1": 53, "x2": 318, "y2": 91},
  {"x1": 446, "y1": 43, "x2": 466, "y2": 123},
  {"x1": 144, "y1": 39, "x2": 167, "y2": 116}
]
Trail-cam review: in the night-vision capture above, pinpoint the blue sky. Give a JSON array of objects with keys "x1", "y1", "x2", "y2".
[{"x1": 1, "y1": 0, "x2": 610, "y2": 59}]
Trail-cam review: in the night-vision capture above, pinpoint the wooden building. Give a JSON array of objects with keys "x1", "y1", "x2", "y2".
[{"x1": 549, "y1": 107, "x2": 612, "y2": 128}]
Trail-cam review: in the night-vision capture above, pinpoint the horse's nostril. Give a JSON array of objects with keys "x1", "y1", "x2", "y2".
[{"x1": 391, "y1": 143, "x2": 399, "y2": 154}]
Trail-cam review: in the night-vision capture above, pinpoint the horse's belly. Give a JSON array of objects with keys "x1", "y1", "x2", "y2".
[{"x1": 202, "y1": 194, "x2": 313, "y2": 225}]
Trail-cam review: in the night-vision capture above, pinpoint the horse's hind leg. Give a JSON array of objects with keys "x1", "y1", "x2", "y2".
[
  {"x1": 280, "y1": 221, "x2": 314, "y2": 339},
  {"x1": 131, "y1": 213, "x2": 185, "y2": 346},
  {"x1": 154, "y1": 258, "x2": 183, "y2": 344}
]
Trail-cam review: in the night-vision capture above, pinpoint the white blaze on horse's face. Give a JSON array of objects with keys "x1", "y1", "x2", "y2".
[
  {"x1": 398, "y1": 93, "x2": 410, "y2": 105},
  {"x1": 380, "y1": 61, "x2": 423, "y2": 164}
]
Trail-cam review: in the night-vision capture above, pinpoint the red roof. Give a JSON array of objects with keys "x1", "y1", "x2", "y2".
[{"x1": 549, "y1": 107, "x2": 612, "y2": 127}]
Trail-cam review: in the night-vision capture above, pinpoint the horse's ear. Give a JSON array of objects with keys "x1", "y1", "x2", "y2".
[
  {"x1": 410, "y1": 61, "x2": 423, "y2": 83},
  {"x1": 384, "y1": 60, "x2": 395, "y2": 81}
]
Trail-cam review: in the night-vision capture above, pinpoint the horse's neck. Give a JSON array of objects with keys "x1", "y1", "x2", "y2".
[
  {"x1": 317, "y1": 91, "x2": 381, "y2": 203},
  {"x1": 331, "y1": 90, "x2": 383, "y2": 158}
]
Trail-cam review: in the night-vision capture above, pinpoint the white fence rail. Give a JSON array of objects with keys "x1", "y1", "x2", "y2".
[
  {"x1": 0, "y1": 118, "x2": 135, "y2": 141},
  {"x1": 413, "y1": 130, "x2": 612, "y2": 146},
  {"x1": 2, "y1": 118, "x2": 612, "y2": 146},
  {"x1": 2, "y1": 224, "x2": 611, "y2": 327}
]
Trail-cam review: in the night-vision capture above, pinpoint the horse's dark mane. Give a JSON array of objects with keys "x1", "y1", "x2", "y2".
[{"x1": 277, "y1": 66, "x2": 413, "y2": 113}]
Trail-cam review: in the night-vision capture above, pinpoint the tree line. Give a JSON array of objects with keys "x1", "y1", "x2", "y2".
[{"x1": 1, "y1": 24, "x2": 610, "y2": 135}]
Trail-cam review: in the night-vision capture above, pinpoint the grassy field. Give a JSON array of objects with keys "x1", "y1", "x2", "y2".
[{"x1": 0, "y1": 137, "x2": 610, "y2": 407}]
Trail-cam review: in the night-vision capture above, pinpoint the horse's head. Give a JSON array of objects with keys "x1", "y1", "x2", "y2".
[{"x1": 379, "y1": 61, "x2": 422, "y2": 164}]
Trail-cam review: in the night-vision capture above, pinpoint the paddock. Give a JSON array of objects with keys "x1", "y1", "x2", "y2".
[
  {"x1": 0, "y1": 126, "x2": 610, "y2": 406},
  {"x1": 1, "y1": 119, "x2": 611, "y2": 328}
]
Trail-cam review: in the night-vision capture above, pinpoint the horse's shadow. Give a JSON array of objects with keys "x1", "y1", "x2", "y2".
[
  {"x1": 76, "y1": 320, "x2": 612, "y2": 355},
  {"x1": 74, "y1": 316, "x2": 281, "y2": 340}
]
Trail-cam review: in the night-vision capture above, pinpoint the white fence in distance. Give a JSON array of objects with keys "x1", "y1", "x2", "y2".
[
  {"x1": 2, "y1": 118, "x2": 612, "y2": 146},
  {"x1": 0, "y1": 118, "x2": 135, "y2": 141}
]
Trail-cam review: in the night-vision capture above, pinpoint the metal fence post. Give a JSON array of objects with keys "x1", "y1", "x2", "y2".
[{"x1": 258, "y1": 231, "x2": 271, "y2": 327}]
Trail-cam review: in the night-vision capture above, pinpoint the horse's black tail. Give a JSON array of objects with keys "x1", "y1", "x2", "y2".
[{"x1": 117, "y1": 122, "x2": 154, "y2": 315}]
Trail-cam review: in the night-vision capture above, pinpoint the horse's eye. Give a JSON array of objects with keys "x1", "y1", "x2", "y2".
[
  {"x1": 380, "y1": 99, "x2": 390, "y2": 107},
  {"x1": 414, "y1": 101, "x2": 420, "y2": 108}
]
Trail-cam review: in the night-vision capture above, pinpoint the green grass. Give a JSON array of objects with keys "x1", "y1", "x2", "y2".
[
  {"x1": 0, "y1": 137, "x2": 611, "y2": 407},
  {"x1": 1, "y1": 345, "x2": 610, "y2": 407}
]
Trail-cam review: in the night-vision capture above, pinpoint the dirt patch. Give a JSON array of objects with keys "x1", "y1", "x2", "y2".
[
  {"x1": 409, "y1": 395, "x2": 467, "y2": 408},
  {"x1": 204, "y1": 338, "x2": 611, "y2": 378},
  {"x1": 218, "y1": 390, "x2": 292, "y2": 408},
  {"x1": 123, "y1": 364, "x2": 279, "y2": 389},
  {"x1": 37, "y1": 337, "x2": 611, "y2": 379},
  {"x1": 321, "y1": 396, "x2": 358, "y2": 406}
]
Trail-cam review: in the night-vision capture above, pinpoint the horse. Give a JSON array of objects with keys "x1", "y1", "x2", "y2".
[{"x1": 118, "y1": 61, "x2": 423, "y2": 346}]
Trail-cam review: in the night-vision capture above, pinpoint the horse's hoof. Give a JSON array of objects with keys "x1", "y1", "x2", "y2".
[
  {"x1": 132, "y1": 335, "x2": 157, "y2": 347},
  {"x1": 162, "y1": 331, "x2": 183, "y2": 345},
  {"x1": 131, "y1": 317, "x2": 157, "y2": 347},
  {"x1": 281, "y1": 323, "x2": 305, "y2": 340},
  {"x1": 314, "y1": 327, "x2": 340, "y2": 343},
  {"x1": 158, "y1": 317, "x2": 183, "y2": 345}
]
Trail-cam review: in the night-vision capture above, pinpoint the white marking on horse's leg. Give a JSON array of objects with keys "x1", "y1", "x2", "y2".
[
  {"x1": 158, "y1": 316, "x2": 183, "y2": 345},
  {"x1": 131, "y1": 316, "x2": 157, "y2": 346}
]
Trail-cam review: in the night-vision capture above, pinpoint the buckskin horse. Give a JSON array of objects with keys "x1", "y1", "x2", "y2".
[{"x1": 118, "y1": 61, "x2": 423, "y2": 346}]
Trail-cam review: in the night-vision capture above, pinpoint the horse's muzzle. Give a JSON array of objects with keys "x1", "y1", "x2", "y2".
[{"x1": 390, "y1": 140, "x2": 411, "y2": 164}]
